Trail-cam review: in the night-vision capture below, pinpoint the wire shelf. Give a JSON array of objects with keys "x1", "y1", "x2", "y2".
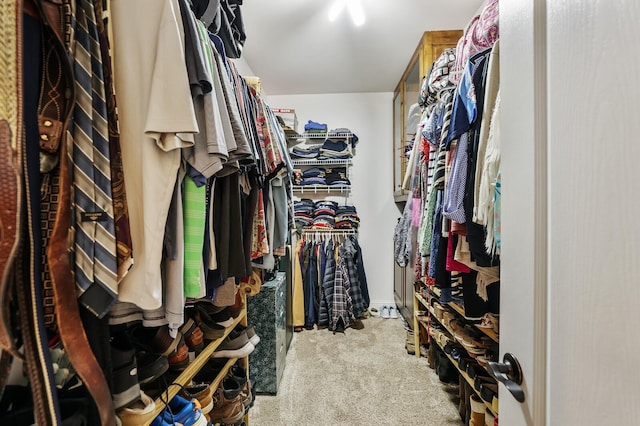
[
  {"x1": 291, "y1": 158, "x2": 352, "y2": 166},
  {"x1": 292, "y1": 185, "x2": 351, "y2": 193},
  {"x1": 286, "y1": 131, "x2": 354, "y2": 140}
]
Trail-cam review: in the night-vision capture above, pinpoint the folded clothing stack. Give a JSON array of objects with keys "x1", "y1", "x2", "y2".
[
  {"x1": 293, "y1": 200, "x2": 360, "y2": 230},
  {"x1": 319, "y1": 138, "x2": 352, "y2": 160},
  {"x1": 290, "y1": 145, "x2": 320, "y2": 159},
  {"x1": 330, "y1": 127, "x2": 359, "y2": 147},
  {"x1": 299, "y1": 167, "x2": 326, "y2": 186},
  {"x1": 324, "y1": 167, "x2": 350, "y2": 186},
  {"x1": 294, "y1": 199, "x2": 316, "y2": 228},
  {"x1": 312, "y1": 200, "x2": 337, "y2": 229},
  {"x1": 304, "y1": 120, "x2": 327, "y2": 134},
  {"x1": 335, "y1": 205, "x2": 360, "y2": 229}
]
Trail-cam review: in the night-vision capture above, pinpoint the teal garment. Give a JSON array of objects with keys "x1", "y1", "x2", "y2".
[{"x1": 492, "y1": 171, "x2": 501, "y2": 254}]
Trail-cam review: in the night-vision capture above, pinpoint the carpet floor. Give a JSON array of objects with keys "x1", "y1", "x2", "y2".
[{"x1": 249, "y1": 316, "x2": 463, "y2": 426}]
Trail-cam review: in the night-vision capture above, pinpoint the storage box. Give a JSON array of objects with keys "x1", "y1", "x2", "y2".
[
  {"x1": 272, "y1": 108, "x2": 298, "y2": 133},
  {"x1": 247, "y1": 272, "x2": 287, "y2": 394}
]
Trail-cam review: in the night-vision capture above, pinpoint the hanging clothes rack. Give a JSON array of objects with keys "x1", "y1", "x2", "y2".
[{"x1": 299, "y1": 228, "x2": 357, "y2": 242}]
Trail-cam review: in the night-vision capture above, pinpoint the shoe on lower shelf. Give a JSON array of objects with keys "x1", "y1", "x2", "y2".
[
  {"x1": 117, "y1": 391, "x2": 156, "y2": 425},
  {"x1": 230, "y1": 365, "x2": 253, "y2": 410},
  {"x1": 179, "y1": 383, "x2": 214, "y2": 421},
  {"x1": 235, "y1": 324, "x2": 260, "y2": 347},
  {"x1": 110, "y1": 337, "x2": 142, "y2": 411},
  {"x1": 159, "y1": 394, "x2": 205, "y2": 426},
  {"x1": 208, "y1": 381, "x2": 245, "y2": 425},
  {"x1": 211, "y1": 328, "x2": 255, "y2": 359}
]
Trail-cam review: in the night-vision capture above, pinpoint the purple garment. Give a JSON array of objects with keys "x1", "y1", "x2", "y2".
[{"x1": 411, "y1": 197, "x2": 422, "y2": 228}]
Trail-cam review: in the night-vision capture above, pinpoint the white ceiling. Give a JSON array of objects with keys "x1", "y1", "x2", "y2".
[{"x1": 240, "y1": 0, "x2": 484, "y2": 96}]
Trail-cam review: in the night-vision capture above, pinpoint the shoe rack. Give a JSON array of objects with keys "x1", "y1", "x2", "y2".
[
  {"x1": 413, "y1": 281, "x2": 499, "y2": 420},
  {"x1": 130, "y1": 290, "x2": 252, "y2": 426}
]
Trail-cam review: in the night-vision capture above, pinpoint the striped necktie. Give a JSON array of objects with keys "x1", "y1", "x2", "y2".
[{"x1": 69, "y1": 0, "x2": 118, "y2": 318}]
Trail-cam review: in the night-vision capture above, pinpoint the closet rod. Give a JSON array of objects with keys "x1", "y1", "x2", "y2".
[{"x1": 299, "y1": 229, "x2": 357, "y2": 235}]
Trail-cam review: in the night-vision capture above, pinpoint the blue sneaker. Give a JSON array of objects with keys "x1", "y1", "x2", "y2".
[{"x1": 162, "y1": 395, "x2": 203, "y2": 425}]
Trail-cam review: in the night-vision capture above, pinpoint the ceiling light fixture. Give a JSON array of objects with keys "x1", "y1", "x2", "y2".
[{"x1": 328, "y1": 0, "x2": 366, "y2": 26}]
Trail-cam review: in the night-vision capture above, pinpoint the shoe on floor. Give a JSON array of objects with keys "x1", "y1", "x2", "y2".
[
  {"x1": 389, "y1": 306, "x2": 399, "y2": 319},
  {"x1": 380, "y1": 306, "x2": 390, "y2": 319}
]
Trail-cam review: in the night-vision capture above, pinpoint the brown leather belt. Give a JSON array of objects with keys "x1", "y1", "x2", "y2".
[
  {"x1": 48, "y1": 117, "x2": 116, "y2": 426},
  {"x1": 0, "y1": 1, "x2": 116, "y2": 424},
  {"x1": 36, "y1": 0, "x2": 117, "y2": 424},
  {"x1": 0, "y1": 0, "x2": 24, "y2": 361}
]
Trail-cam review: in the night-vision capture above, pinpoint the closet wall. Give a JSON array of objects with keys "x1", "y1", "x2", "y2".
[{"x1": 263, "y1": 93, "x2": 396, "y2": 309}]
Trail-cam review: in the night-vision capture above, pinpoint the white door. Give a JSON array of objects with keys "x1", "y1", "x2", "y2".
[{"x1": 500, "y1": 1, "x2": 640, "y2": 424}]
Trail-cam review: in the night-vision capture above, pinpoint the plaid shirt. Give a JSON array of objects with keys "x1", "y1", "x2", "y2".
[
  {"x1": 331, "y1": 255, "x2": 355, "y2": 331},
  {"x1": 319, "y1": 241, "x2": 335, "y2": 327},
  {"x1": 340, "y1": 239, "x2": 365, "y2": 319}
]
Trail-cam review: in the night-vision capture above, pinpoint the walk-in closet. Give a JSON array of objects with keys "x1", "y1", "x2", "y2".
[{"x1": 2, "y1": 1, "x2": 640, "y2": 425}]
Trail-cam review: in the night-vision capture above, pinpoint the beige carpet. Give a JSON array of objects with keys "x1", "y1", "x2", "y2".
[{"x1": 250, "y1": 316, "x2": 463, "y2": 426}]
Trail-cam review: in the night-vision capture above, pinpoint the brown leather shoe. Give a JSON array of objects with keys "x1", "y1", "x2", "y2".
[
  {"x1": 179, "y1": 382, "x2": 213, "y2": 420},
  {"x1": 130, "y1": 325, "x2": 189, "y2": 371},
  {"x1": 208, "y1": 384, "x2": 245, "y2": 425},
  {"x1": 230, "y1": 364, "x2": 252, "y2": 409},
  {"x1": 179, "y1": 317, "x2": 205, "y2": 354},
  {"x1": 187, "y1": 307, "x2": 226, "y2": 341}
]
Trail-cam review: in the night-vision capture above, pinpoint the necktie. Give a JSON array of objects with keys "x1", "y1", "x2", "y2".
[
  {"x1": 70, "y1": 0, "x2": 118, "y2": 318},
  {"x1": 93, "y1": 0, "x2": 134, "y2": 283}
]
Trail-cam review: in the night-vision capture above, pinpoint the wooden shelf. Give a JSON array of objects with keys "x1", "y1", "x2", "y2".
[
  {"x1": 415, "y1": 292, "x2": 429, "y2": 309},
  {"x1": 476, "y1": 323, "x2": 499, "y2": 343},
  {"x1": 416, "y1": 316, "x2": 430, "y2": 331},
  {"x1": 420, "y1": 293, "x2": 497, "y2": 381},
  {"x1": 431, "y1": 330, "x2": 498, "y2": 418},
  {"x1": 428, "y1": 289, "x2": 499, "y2": 344},
  {"x1": 139, "y1": 312, "x2": 247, "y2": 426},
  {"x1": 448, "y1": 301, "x2": 464, "y2": 316}
]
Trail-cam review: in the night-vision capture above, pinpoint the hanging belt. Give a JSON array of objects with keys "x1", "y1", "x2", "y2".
[
  {"x1": 0, "y1": 0, "x2": 24, "y2": 361},
  {"x1": 36, "y1": 0, "x2": 117, "y2": 424}
]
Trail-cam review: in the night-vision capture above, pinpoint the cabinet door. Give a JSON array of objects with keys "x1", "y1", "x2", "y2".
[
  {"x1": 393, "y1": 30, "x2": 462, "y2": 201},
  {"x1": 420, "y1": 30, "x2": 463, "y2": 77},
  {"x1": 393, "y1": 260, "x2": 404, "y2": 309},
  {"x1": 392, "y1": 90, "x2": 404, "y2": 195}
]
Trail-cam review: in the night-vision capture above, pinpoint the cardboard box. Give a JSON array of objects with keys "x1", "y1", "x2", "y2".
[{"x1": 272, "y1": 108, "x2": 298, "y2": 133}]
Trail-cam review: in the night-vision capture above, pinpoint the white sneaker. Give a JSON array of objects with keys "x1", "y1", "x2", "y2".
[
  {"x1": 389, "y1": 306, "x2": 399, "y2": 319},
  {"x1": 380, "y1": 306, "x2": 390, "y2": 319}
]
